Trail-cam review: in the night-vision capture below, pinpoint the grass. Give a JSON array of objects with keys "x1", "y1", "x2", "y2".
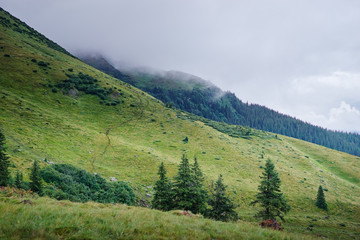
[
  {"x1": 0, "y1": 189, "x2": 316, "y2": 240},
  {"x1": 0, "y1": 7, "x2": 360, "y2": 239}
]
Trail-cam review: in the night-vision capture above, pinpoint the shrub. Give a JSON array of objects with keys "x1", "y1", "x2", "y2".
[
  {"x1": 41, "y1": 163, "x2": 134, "y2": 205},
  {"x1": 37, "y1": 61, "x2": 50, "y2": 67}
]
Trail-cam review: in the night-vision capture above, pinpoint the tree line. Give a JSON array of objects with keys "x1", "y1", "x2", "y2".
[
  {"x1": 0, "y1": 130, "x2": 328, "y2": 224},
  {"x1": 146, "y1": 87, "x2": 360, "y2": 157},
  {"x1": 152, "y1": 153, "x2": 329, "y2": 223},
  {"x1": 82, "y1": 53, "x2": 360, "y2": 157}
]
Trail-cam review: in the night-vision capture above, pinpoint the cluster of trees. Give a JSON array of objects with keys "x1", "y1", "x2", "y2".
[
  {"x1": 152, "y1": 154, "x2": 238, "y2": 222},
  {"x1": 41, "y1": 164, "x2": 134, "y2": 204},
  {"x1": 1, "y1": 129, "x2": 329, "y2": 222},
  {"x1": 152, "y1": 154, "x2": 329, "y2": 223},
  {"x1": 145, "y1": 87, "x2": 360, "y2": 157},
  {"x1": 0, "y1": 131, "x2": 134, "y2": 205},
  {"x1": 53, "y1": 73, "x2": 122, "y2": 106},
  {"x1": 81, "y1": 47, "x2": 360, "y2": 156}
]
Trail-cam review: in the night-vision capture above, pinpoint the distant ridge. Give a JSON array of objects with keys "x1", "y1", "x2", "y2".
[
  {"x1": 81, "y1": 54, "x2": 360, "y2": 157},
  {"x1": 0, "y1": 7, "x2": 73, "y2": 57}
]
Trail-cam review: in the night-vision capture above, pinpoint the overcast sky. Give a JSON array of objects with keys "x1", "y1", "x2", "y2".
[{"x1": 2, "y1": 0, "x2": 360, "y2": 132}]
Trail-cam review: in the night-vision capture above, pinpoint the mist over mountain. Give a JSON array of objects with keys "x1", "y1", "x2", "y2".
[
  {"x1": 80, "y1": 54, "x2": 360, "y2": 157},
  {"x1": 1, "y1": 6, "x2": 360, "y2": 239}
]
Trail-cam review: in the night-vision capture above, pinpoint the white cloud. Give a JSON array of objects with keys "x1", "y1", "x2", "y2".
[
  {"x1": 327, "y1": 101, "x2": 360, "y2": 132},
  {"x1": 276, "y1": 72, "x2": 360, "y2": 132}
]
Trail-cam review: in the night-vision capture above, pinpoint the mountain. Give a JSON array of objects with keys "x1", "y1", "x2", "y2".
[
  {"x1": 80, "y1": 55, "x2": 360, "y2": 157},
  {"x1": 1, "y1": 7, "x2": 360, "y2": 239}
]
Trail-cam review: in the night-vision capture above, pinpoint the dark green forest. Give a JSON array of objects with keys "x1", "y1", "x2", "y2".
[{"x1": 81, "y1": 56, "x2": 360, "y2": 157}]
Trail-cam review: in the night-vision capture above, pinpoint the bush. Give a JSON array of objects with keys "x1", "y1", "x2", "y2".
[
  {"x1": 37, "y1": 61, "x2": 50, "y2": 67},
  {"x1": 53, "y1": 73, "x2": 119, "y2": 106},
  {"x1": 41, "y1": 164, "x2": 134, "y2": 205}
]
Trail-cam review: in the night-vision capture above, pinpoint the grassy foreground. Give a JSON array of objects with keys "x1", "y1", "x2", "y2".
[
  {"x1": 0, "y1": 7, "x2": 360, "y2": 239},
  {"x1": 0, "y1": 188, "x2": 315, "y2": 240}
]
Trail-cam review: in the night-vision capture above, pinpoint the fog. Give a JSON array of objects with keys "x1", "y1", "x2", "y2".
[{"x1": 2, "y1": 0, "x2": 360, "y2": 132}]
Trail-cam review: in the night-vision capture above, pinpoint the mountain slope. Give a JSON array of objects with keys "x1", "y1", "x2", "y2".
[
  {"x1": 1, "y1": 7, "x2": 360, "y2": 239},
  {"x1": 80, "y1": 55, "x2": 360, "y2": 157}
]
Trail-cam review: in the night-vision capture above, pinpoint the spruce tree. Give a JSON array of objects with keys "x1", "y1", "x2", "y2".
[
  {"x1": 173, "y1": 153, "x2": 194, "y2": 211},
  {"x1": 190, "y1": 157, "x2": 207, "y2": 214},
  {"x1": 0, "y1": 131, "x2": 10, "y2": 187},
  {"x1": 30, "y1": 160, "x2": 42, "y2": 194},
  {"x1": 315, "y1": 185, "x2": 328, "y2": 211},
  {"x1": 251, "y1": 159, "x2": 290, "y2": 221},
  {"x1": 208, "y1": 174, "x2": 238, "y2": 222},
  {"x1": 152, "y1": 162, "x2": 173, "y2": 211},
  {"x1": 15, "y1": 170, "x2": 23, "y2": 189}
]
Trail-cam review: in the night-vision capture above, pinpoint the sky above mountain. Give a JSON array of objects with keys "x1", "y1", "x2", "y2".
[{"x1": 2, "y1": 0, "x2": 360, "y2": 132}]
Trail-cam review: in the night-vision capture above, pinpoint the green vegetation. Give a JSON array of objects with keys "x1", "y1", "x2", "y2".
[
  {"x1": 14, "y1": 170, "x2": 23, "y2": 188},
  {"x1": 0, "y1": 189, "x2": 316, "y2": 240},
  {"x1": 207, "y1": 174, "x2": 238, "y2": 222},
  {"x1": 152, "y1": 162, "x2": 173, "y2": 211},
  {"x1": 251, "y1": 159, "x2": 290, "y2": 221},
  {"x1": 0, "y1": 130, "x2": 10, "y2": 186},
  {"x1": 0, "y1": 7, "x2": 73, "y2": 56},
  {"x1": 41, "y1": 164, "x2": 134, "y2": 204},
  {"x1": 81, "y1": 55, "x2": 360, "y2": 157},
  {"x1": 1, "y1": 7, "x2": 360, "y2": 239},
  {"x1": 30, "y1": 160, "x2": 42, "y2": 194},
  {"x1": 172, "y1": 154, "x2": 204, "y2": 213},
  {"x1": 54, "y1": 72, "x2": 122, "y2": 106},
  {"x1": 315, "y1": 185, "x2": 328, "y2": 211}
]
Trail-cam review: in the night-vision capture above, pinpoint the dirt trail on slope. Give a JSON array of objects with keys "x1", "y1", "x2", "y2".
[{"x1": 90, "y1": 91, "x2": 151, "y2": 173}]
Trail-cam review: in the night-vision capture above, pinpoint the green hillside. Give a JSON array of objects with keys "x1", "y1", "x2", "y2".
[
  {"x1": 0, "y1": 7, "x2": 360, "y2": 239},
  {"x1": 80, "y1": 54, "x2": 360, "y2": 157}
]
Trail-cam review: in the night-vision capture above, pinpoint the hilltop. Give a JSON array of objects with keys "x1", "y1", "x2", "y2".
[
  {"x1": 80, "y1": 54, "x2": 360, "y2": 157},
  {"x1": 0, "y1": 7, "x2": 360, "y2": 239}
]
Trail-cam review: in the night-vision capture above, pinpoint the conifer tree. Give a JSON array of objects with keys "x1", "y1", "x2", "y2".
[
  {"x1": 315, "y1": 185, "x2": 328, "y2": 211},
  {"x1": 0, "y1": 131, "x2": 10, "y2": 187},
  {"x1": 173, "y1": 153, "x2": 194, "y2": 211},
  {"x1": 15, "y1": 170, "x2": 23, "y2": 189},
  {"x1": 30, "y1": 160, "x2": 42, "y2": 194},
  {"x1": 190, "y1": 157, "x2": 207, "y2": 214},
  {"x1": 251, "y1": 159, "x2": 290, "y2": 221},
  {"x1": 152, "y1": 162, "x2": 173, "y2": 211},
  {"x1": 208, "y1": 174, "x2": 238, "y2": 222}
]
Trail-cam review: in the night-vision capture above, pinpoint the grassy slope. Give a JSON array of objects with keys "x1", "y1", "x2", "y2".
[
  {"x1": 0, "y1": 189, "x2": 317, "y2": 240},
  {"x1": 0, "y1": 9, "x2": 360, "y2": 239}
]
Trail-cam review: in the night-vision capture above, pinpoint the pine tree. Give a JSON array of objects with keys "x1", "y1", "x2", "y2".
[
  {"x1": 152, "y1": 162, "x2": 173, "y2": 211},
  {"x1": 0, "y1": 131, "x2": 10, "y2": 187},
  {"x1": 251, "y1": 159, "x2": 290, "y2": 221},
  {"x1": 30, "y1": 160, "x2": 42, "y2": 194},
  {"x1": 15, "y1": 170, "x2": 23, "y2": 189},
  {"x1": 173, "y1": 153, "x2": 194, "y2": 211},
  {"x1": 190, "y1": 157, "x2": 207, "y2": 214},
  {"x1": 315, "y1": 185, "x2": 328, "y2": 211},
  {"x1": 208, "y1": 174, "x2": 238, "y2": 222}
]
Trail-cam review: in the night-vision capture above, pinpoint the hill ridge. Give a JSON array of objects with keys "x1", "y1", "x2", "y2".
[
  {"x1": 0, "y1": 7, "x2": 360, "y2": 239},
  {"x1": 80, "y1": 54, "x2": 360, "y2": 157}
]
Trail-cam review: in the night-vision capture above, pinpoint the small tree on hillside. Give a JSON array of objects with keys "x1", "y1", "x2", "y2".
[
  {"x1": 315, "y1": 185, "x2": 328, "y2": 211},
  {"x1": 30, "y1": 160, "x2": 42, "y2": 194},
  {"x1": 172, "y1": 153, "x2": 194, "y2": 211},
  {"x1": 207, "y1": 174, "x2": 238, "y2": 222},
  {"x1": 190, "y1": 157, "x2": 207, "y2": 214},
  {"x1": 15, "y1": 170, "x2": 23, "y2": 189},
  {"x1": 152, "y1": 162, "x2": 173, "y2": 211},
  {"x1": 0, "y1": 131, "x2": 10, "y2": 187},
  {"x1": 251, "y1": 159, "x2": 290, "y2": 221}
]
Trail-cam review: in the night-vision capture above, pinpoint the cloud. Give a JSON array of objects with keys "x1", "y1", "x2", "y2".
[
  {"x1": 2, "y1": 0, "x2": 360, "y2": 131},
  {"x1": 275, "y1": 72, "x2": 360, "y2": 132},
  {"x1": 327, "y1": 101, "x2": 360, "y2": 132}
]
